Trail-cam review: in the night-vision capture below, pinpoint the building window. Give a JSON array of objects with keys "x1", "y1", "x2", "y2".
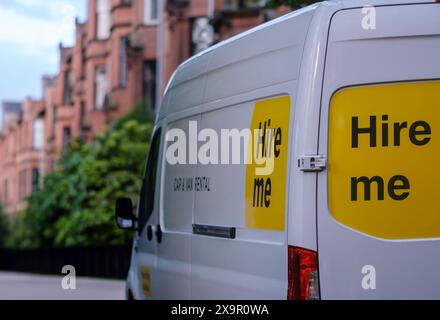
[
  {"x1": 19, "y1": 170, "x2": 25, "y2": 199},
  {"x1": 32, "y1": 117, "x2": 44, "y2": 150},
  {"x1": 32, "y1": 169, "x2": 40, "y2": 193},
  {"x1": 119, "y1": 37, "x2": 128, "y2": 88},
  {"x1": 96, "y1": 0, "x2": 111, "y2": 40},
  {"x1": 63, "y1": 70, "x2": 73, "y2": 105},
  {"x1": 3, "y1": 180, "x2": 8, "y2": 205},
  {"x1": 79, "y1": 102, "x2": 88, "y2": 141},
  {"x1": 94, "y1": 66, "x2": 107, "y2": 111},
  {"x1": 144, "y1": 0, "x2": 159, "y2": 25},
  {"x1": 52, "y1": 107, "x2": 58, "y2": 139},
  {"x1": 63, "y1": 127, "x2": 72, "y2": 152},
  {"x1": 80, "y1": 102, "x2": 86, "y2": 129},
  {"x1": 81, "y1": 35, "x2": 87, "y2": 79},
  {"x1": 143, "y1": 60, "x2": 156, "y2": 110}
]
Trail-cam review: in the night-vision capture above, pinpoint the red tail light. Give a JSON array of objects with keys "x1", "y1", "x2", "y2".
[{"x1": 288, "y1": 246, "x2": 320, "y2": 300}]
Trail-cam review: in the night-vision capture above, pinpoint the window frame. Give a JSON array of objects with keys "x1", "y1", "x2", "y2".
[
  {"x1": 119, "y1": 37, "x2": 128, "y2": 88},
  {"x1": 63, "y1": 69, "x2": 73, "y2": 106},
  {"x1": 143, "y1": 0, "x2": 159, "y2": 25},
  {"x1": 32, "y1": 168, "x2": 40, "y2": 193},
  {"x1": 94, "y1": 66, "x2": 107, "y2": 111},
  {"x1": 96, "y1": 0, "x2": 111, "y2": 40},
  {"x1": 32, "y1": 117, "x2": 44, "y2": 150},
  {"x1": 142, "y1": 60, "x2": 157, "y2": 109},
  {"x1": 62, "y1": 126, "x2": 72, "y2": 152}
]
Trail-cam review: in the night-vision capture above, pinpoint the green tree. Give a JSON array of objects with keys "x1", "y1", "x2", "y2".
[
  {"x1": 0, "y1": 205, "x2": 10, "y2": 247},
  {"x1": 10, "y1": 104, "x2": 154, "y2": 248},
  {"x1": 266, "y1": 0, "x2": 320, "y2": 9},
  {"x1": 6, "y1": 212, "x2": 32, "y2": 248}
]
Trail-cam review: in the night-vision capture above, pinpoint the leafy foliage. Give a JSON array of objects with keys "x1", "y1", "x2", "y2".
[
  {"x1": 0, "y1": 205, "x2": 10, "y2": 247},
  {"x1": 265, "y1": 0, "x2": 320, "y2": 9},
  {"x1": 9, "y1": 104, "x2": 154, "y2": 248}
]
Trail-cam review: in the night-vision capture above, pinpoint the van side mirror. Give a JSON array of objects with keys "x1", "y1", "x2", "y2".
[{"x1": 115, "y1": 198, "x2": 137, "y2": 230}]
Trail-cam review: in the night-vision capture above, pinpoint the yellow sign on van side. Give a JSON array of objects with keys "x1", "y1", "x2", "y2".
[
  {"x1": 329, "y1": 81, "x2": 440, "y2": 240},
  {"x1": 245, "y1": 96, "x2": 291, "y2": 231},
  {"x1": 140, "y1": 266, "x2": 152, "y2": 297}
]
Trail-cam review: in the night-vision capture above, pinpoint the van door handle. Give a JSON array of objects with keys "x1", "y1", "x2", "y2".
[
  {"x1": 298, "y1": 155, "x2": 327, "y2": 172},
  {"x1": 147, "y1": 225, "x2": 154, "y2": 241},
  {"x1": 155, "y1": 225, "x2": 163, "y2": 244}
]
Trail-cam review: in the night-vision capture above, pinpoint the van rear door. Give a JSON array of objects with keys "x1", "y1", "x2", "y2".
[{"x1": 318, "y1": 3, "x2": 440, "y2": 299}]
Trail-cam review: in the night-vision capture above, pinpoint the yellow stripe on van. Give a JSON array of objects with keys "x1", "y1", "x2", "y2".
[
  {"x1": 245, "y1": 96, "x2": 291, "y2": 231},
  {"x1": 329, "y1": 81, "x2": 440, "y2": 239}
]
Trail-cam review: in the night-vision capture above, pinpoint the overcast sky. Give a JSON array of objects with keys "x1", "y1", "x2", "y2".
[{"x1": 0, "y1": 0, "x2": 86, "y2": 110}]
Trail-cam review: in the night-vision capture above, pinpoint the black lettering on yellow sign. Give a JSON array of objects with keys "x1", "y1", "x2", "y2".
[
  {"x1": 350, "y1": 175, "x2": 410, "y2": 201},
  {"x1": 245, "y1": 96, "x2": 290, "y2": 231},
  {"x1": 251, "y1": 119, "x2": 282, "y2": 209},
  {"x1": 253, "y1": 177, "x2": 272, "y2": 208},
  {"x1": 352, "y1": 115, "x2": 431, "y2": 148},
  {"x1": 350, "y1": 115, "x2": 431, "y2": 202}
]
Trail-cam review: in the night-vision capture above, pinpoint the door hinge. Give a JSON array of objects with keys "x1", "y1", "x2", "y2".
[{"x1": 298, "y1": 155, "x2": 327, "y2": 172}]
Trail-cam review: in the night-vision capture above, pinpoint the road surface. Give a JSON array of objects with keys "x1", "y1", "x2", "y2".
[{"x1": 0, "y1": 272, "x2": 126, "y2": 300}]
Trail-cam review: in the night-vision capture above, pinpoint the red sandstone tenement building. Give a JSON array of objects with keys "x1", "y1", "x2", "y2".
[{"x1": 0, "y1": 0, "x2": 290, "y2": 215}]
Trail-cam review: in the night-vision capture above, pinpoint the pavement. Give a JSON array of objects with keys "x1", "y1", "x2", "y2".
[{"x1": 0, "y1": 271, "x2": 126, "y2": 300}]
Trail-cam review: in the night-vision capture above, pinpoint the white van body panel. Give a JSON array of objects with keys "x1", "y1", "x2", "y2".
[
  {"x1": 166, "y1": 5, "x2": 316, "y2": 300},
  {"x1": 286, "y1": 1, "x2": 342, "y2": 251},
  {"x1": 127, "y1": 0, "x2": 440, "y2": 299},
  {"x1": 318, "y1": 3, "x2": 440, "y2": 299},
  {"x1": 190, "y1": 83, "x2": 294, "y2": 299}
]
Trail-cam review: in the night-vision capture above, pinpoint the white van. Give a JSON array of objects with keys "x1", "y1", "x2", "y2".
[{"x1": 115, "y1": 0, "x2": 440, "y2": 300}]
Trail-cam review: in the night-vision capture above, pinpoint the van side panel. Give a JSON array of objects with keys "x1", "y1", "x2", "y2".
[
  {"x1": 203, "y1": 6, "x2": 316, "y2": 104},
  {"x1": 189, "y1": 8, "x2": 315, "y2": 299},
  {"x1": 191, "y1": 91, "x2": 292, "y2": 299}
]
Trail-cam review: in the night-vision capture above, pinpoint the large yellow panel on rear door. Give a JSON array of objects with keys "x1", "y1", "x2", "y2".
[{"x1": 328, "y1": 81, "x2": 440, "y2": 239}]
